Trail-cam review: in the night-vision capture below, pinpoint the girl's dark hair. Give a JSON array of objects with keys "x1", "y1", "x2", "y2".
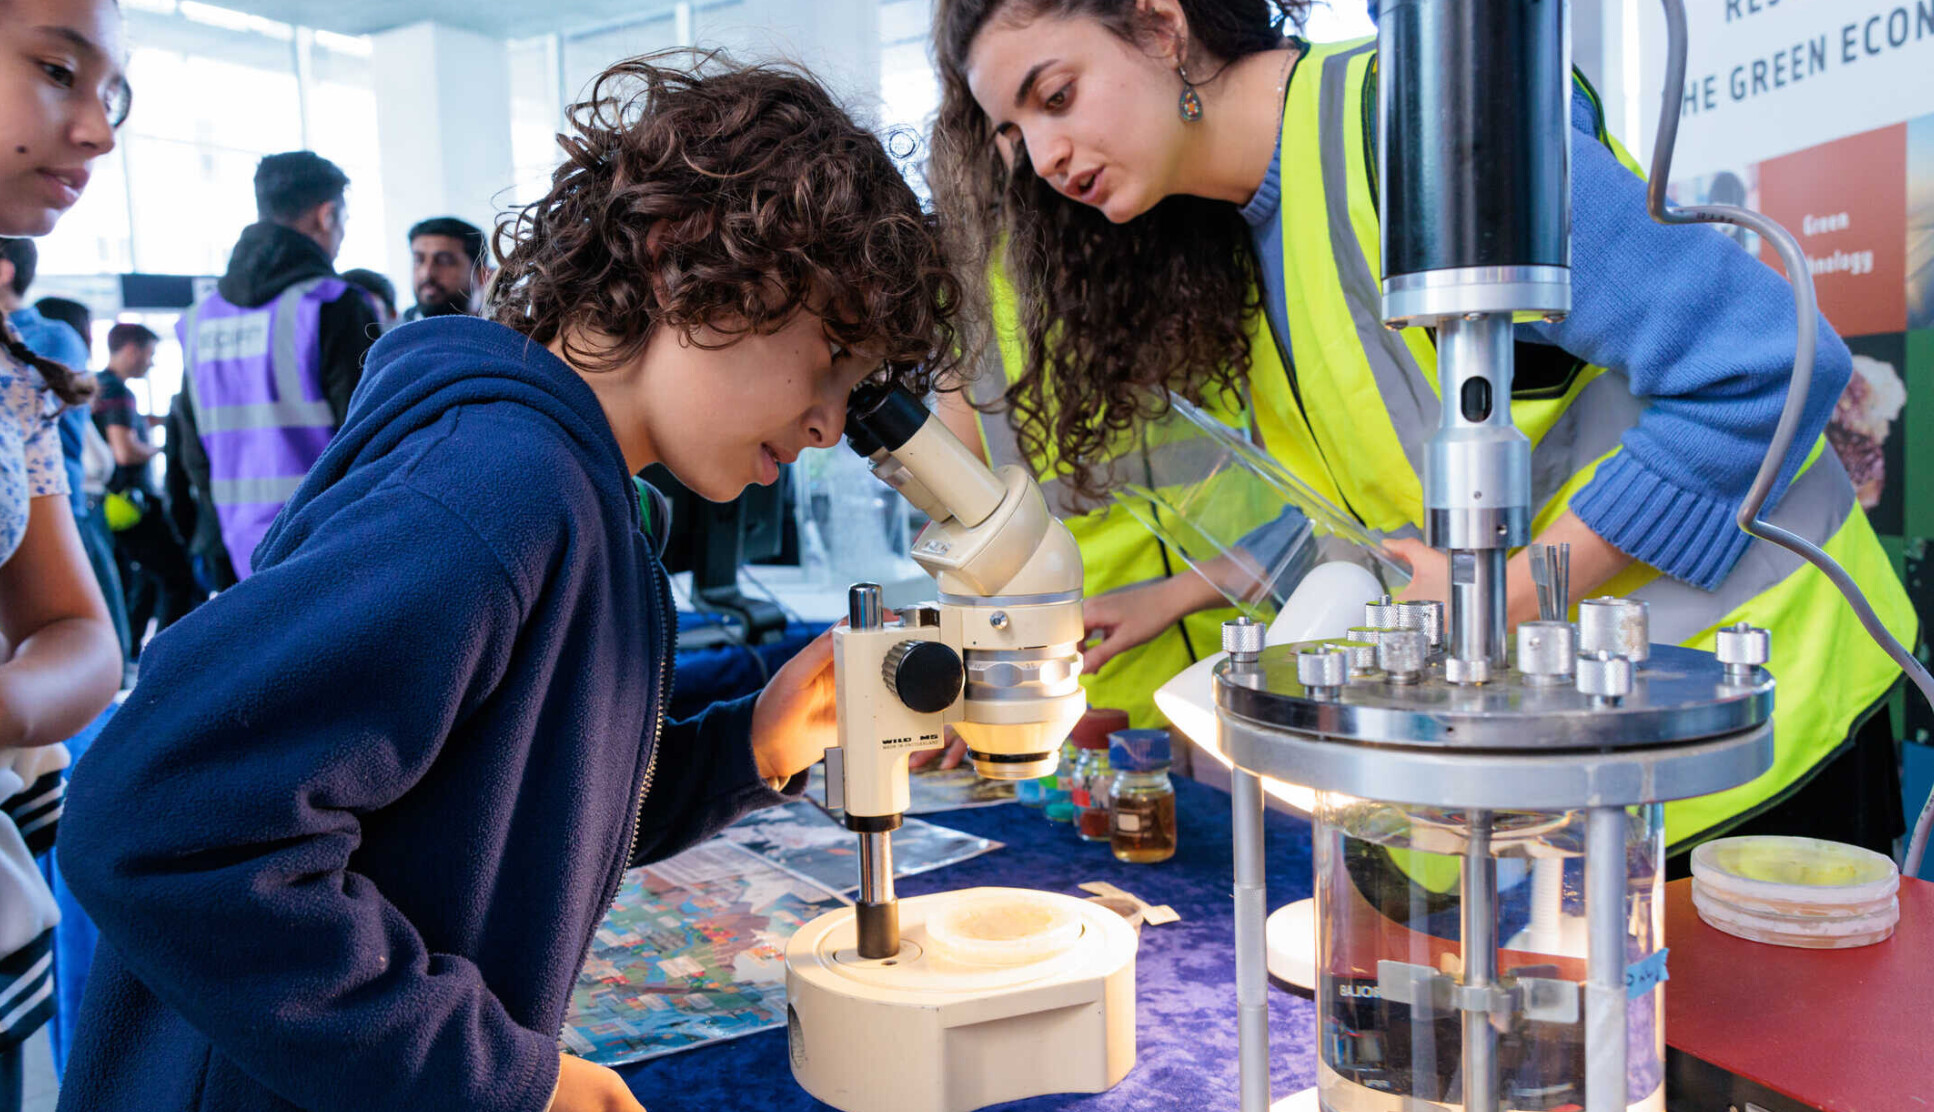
[
  {"x1": 492, "y1": 52, "x2": 962, "y2": 394},
  {"x1": 2, "y1": 331, "x2": 94, "y2": 408},
  {"x1": 932, "y1": 0, "x2": 1306, "y2": 499},
  {"x1": 1, "y1": 237, "x2": 93, "y2": 406}
]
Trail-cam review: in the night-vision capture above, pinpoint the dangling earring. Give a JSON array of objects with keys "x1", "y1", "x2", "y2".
[{"x1": 1177, "y1": 63, "x2": 1203, "y2": 122}]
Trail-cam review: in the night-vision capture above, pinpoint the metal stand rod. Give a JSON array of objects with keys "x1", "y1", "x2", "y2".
[
  {"x1": 1232, "y1": 767, "x2": 1271, "y2": 1112},
  {"x1": 1460, "y1": 810, "x2": 1499, "y2": 1112},
  {"x1": 1585, "y1": 807, "x2": 1630, "y2": 1112},
  {"x1": 856, "y1": 830, "x2": 898, "y2": 959},
  {"x1": 1449, "y1": 548, "x2": 1510, "y2": 670}
]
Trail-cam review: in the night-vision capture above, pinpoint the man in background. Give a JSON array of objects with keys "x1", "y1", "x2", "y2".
[
  {"x1": 402, "y1": 216, "x2": 490, "y2": 321},
  {"x1": 176, "y1": 150, "x2": 379, "y2": 583},
  {"x1": 94, "y1": 323, "x2": 203, "y2": 657}
]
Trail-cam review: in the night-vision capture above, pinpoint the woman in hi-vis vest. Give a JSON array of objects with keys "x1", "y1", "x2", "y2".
[{"x1": 922, "y1": 0, "x2": 1917, "y2": 868}]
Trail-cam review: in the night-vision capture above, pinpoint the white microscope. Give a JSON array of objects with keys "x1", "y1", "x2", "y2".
[{"x1": 784, "y1": 384, "x2": 1139, "y2": 1112}]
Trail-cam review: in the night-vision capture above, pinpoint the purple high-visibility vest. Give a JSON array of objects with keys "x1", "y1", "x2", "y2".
[{"x1": 178, "y1": 277, "x2": 347, "y2": 579}]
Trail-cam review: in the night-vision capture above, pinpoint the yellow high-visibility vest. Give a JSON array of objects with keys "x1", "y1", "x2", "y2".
[{"x1": 979, "y1": 37, "x2": 1913, "y2": 851}]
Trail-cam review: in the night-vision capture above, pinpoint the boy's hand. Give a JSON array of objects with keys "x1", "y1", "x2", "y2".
[
  {"x1": 551, "y1": 1055, "x2": 644, "y2": 1112},
  {"x1": 751, "y1": 627, "x2": 837, "y2": 782},
  {"x1": 907, "y1": 725, "x2": 968, "y2": 770}
]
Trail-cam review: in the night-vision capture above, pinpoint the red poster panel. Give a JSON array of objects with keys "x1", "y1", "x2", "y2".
[{"x1": 1757, "y1": 124, "x2": 1907, "y2": 338}]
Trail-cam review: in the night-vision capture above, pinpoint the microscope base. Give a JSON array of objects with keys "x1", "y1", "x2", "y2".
[{"x1": 785, "y1": 888, "x2": 1137, "y2": 1112}]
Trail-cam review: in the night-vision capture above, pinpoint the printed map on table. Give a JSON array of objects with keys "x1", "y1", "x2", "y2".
[
  {"x1": 561, "y1": 841, "x2": 848, "y2": 1066},
  {"x1": 718, "y1": 799, "x2": 1002, "y2": 894}
]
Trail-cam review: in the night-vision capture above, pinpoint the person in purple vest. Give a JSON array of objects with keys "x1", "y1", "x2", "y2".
[
  {"x1": 174, "y1": 150, "x2": 380, "y2": 587},
  {"x1": 59, "y1": 54, "x2": 962, "y2": 1112}
]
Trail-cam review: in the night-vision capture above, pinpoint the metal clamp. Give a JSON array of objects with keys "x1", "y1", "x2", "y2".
[
  {"x1": 1576, "y1": 651, "x2": 1634, "y2": 706},
  {"x1": 1715, "y1": 622, "x2": 1771, "y2": 681},
  {"x1": 1516, "y1": 620, "x2": 1575, "y2": 687},
  {"x1": 1378, "y1": 960, "x2": 1580, "y2": 1025},
  {"x1": 1376, "y1": 629, "x2": 1428, "y2": 684},
  {"x1": 1296, "y1": 646, "x2": 1350, "y2": 697},
  {"x1": 1223, "y1": 617, "x2": 1266, "y2": 662}
]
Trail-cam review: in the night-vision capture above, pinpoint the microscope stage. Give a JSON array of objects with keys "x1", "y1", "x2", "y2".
[{"x1": 785, "y1": 887, "x2": 1137, "y2": 1112}]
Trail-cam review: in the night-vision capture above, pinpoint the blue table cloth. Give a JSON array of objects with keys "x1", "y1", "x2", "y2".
[{"x1": 618, "y1": 777, "x2": 1322, "y2": 1110}]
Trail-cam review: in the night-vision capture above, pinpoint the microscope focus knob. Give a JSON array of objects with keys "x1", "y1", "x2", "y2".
[{"x1": 882, "y1": 640, "x2": 965, "y2": 714}]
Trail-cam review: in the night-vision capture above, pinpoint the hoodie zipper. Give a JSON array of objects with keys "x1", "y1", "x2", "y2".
[{"x1": 562, "y1": 549, "x2": 670, "y2": 1041}]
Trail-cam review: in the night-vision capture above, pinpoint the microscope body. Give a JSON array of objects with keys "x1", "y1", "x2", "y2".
[
  {"x1": 788, "y1": 390, "x2": 1135, "y2": 1112},
  {"x1": 825, "y1": 385, "x2": 1088, "y2": 958}
]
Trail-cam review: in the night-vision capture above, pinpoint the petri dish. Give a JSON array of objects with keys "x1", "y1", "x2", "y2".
[{"x1": 925, "y1": 890, "x2": 1086, "y2": 967}]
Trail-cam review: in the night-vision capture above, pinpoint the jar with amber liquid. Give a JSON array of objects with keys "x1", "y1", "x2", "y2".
[{"x1": 1107, "y1": 729, "x2": 1177, "y2": 864}]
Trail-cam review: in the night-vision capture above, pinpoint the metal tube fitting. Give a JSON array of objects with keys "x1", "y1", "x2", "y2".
[
  {"x1": 1516, "y1": 620, "x2": 1576, "y2": 686},
  {"x1": 1296, "y1": 646, "x2": 1350, "y2": 697},
  {"x1": 1324, "y1": 637, "x2": 1381, "y2": 676},
  {"x1": 1578, "y1": 597, "x2": 1650, "y2": 664},
  {"x1": 1715, "y1": 621, "x2": 1771, "y2": 682},
  {"x1": 1223, "y1": 616, "x2": 1267, "y2": 662},
  {"x1": 1377, "y1": 629, "x2": 1429, "y2": 684},
  {"x1": 1396, "y1": 599, "x2": 1445, "y2": 651},
  {"x1": 1364, "y1": 596, "x2": 1405, "y2": 630},
  {"x1": 1576, "y1": 651, "x2": 1634, "y2": 706}
]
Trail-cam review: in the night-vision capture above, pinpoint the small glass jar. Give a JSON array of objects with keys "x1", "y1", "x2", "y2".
[
  {"x1": 1014, "y1": 775, "x2": 1047, "y2": 808},
  {"x1": 1042, "y1": 740, "x2": 1078, "y2": 823},
  {"x1": 1108, "y1": 729, "x2": 1177, "y2": 863},
  {"x1": 1071, "y1": 736, "x2": 1113, "y2": 842},
  {"x1": 1048, "y1": 708, "x2": 1128, "y2": 826}
]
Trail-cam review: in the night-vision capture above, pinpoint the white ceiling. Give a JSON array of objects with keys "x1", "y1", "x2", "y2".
[{"x1": 186, "y1": 0, "x2": 690, "y2": 39}]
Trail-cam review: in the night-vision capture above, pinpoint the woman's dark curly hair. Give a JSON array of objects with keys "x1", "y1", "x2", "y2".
[
  {"x1": 491, "y1": 52, "x2": 962, "y2": 393},
  {"x1": 932, "y1": 0, "x2": 1306, "y2": 499}
]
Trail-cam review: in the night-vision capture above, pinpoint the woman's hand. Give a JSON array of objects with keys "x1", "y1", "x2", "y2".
[
  {"x1": 1385, "y1": 514, "x2": 1634, "y2": 628},
  {"x1": 750, "y1": 627, "x2": 837, "y2": 783},
  {"x1": 1383, "y1": 537, "x2": 1447, "y2": 609},
  {"x1": 1084, "y1": 574, "x2": 1220, "y2": 674},
  {"x1": 551, "y1": 1054, "x2": 645, "y2": 1112}
]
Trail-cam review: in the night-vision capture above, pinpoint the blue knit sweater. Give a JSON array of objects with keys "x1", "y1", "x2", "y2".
[
  {"x1": 58, "y1": 316, "x2": 800, "y2": 1112},
  {"x1": 1241, "y1": 84, "x2": 1850, "y2": 591}
]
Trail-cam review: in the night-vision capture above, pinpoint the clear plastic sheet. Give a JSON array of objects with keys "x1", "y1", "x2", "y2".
[{"x1": 1109, "y1": 392, "x2": 1410, "y2": 623}]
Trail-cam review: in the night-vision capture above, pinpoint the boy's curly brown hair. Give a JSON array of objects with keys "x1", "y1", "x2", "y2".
[{"x1": 490, "y1": 52, "x2": 962, "y2": 394}]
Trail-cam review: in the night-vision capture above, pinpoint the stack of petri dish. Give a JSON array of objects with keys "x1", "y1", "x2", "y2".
[{"x1": 1690, "y1": 835, "x2": 1900, "y2": 949}]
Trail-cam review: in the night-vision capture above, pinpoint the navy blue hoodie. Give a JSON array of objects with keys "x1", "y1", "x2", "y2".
[{"x1": 58, "y1": 315, "x2": 798, "y2": 1112}]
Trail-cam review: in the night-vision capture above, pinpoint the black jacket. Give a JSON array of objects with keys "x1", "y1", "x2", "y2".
[{"x1": 177, "y1": 222, "x2": 379, "y2": 586}]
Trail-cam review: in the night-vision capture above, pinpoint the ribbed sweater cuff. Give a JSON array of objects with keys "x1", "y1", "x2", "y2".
[{"x1": 1571, "y1": 452, "x2": 1752, "y2": 591}]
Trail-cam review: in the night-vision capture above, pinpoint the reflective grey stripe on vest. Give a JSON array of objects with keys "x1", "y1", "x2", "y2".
[
  {"x1": 209, "y1": 475, "x2": 307, "y2": 505},
  {"x1": 1632, "y1": 448, "x2": 1857, "y2": 644},
  {"x1": 1315, "y1": 42, "x2": 1437, "y2": 479},
  {"x1": 190, "y1": 278, "x2": 338, "y2": 435}
]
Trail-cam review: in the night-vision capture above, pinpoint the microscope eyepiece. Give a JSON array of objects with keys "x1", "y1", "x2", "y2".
[{"x1": 846, "y1": 382, "x2": 930, "y2": 453}]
